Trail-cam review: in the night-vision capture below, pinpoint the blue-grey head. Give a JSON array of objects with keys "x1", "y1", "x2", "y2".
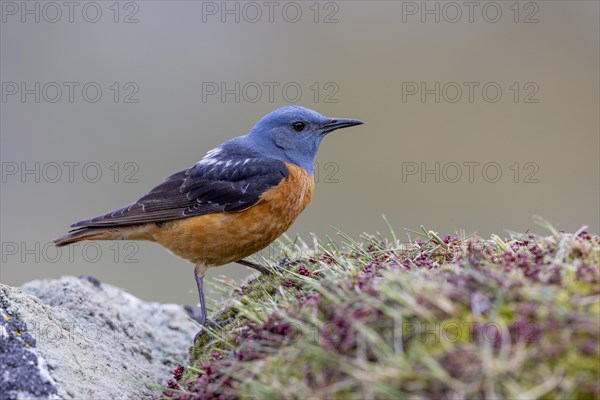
[{"x1": 244, "y1": 106, "x2": 363, "y2": 174}]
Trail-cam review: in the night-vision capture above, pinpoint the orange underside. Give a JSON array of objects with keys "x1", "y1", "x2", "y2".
[{"x1": 115, "y1": 163, "x2": 314, "y2": 266}]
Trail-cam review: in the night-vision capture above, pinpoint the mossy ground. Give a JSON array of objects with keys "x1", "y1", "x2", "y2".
[{"x1": 157, "y1": 220, "x2": 599, "y2": 399}]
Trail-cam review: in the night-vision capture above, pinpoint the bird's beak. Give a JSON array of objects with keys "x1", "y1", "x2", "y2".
[{"x1": 321, "y1": 118, "x2": 364, "y2": 134}]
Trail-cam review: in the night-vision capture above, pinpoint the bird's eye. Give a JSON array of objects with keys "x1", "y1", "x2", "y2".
[{"x1": 292, "y1": 122, "x2": 306, "y2": 132}]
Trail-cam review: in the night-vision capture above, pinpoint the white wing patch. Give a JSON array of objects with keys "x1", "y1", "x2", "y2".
[
  {"x1": 198, "y1": 150, "x2": 257, "y2": 175},
  {"x1": 197, "y1": 147, "x2": 223, "y2": 166}
]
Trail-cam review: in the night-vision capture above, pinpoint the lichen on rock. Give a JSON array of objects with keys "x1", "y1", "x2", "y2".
[{"x1": 1, "y1": 276, "x2": 197, "y2": 400}]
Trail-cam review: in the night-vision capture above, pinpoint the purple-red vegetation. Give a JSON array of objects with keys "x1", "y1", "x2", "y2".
[{"x1": 158, "y1": 228, "x2": 599, "y2": 399}]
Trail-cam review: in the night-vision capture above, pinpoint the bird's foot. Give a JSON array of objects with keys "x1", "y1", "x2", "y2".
[
  {"x1": 185, "y1": 306, "x2": 233, "y2": 343},
  {"x1": 237, "y1": 258, "x2": 310, "y2": 275},
  {"x1": 277, "y1": 257, "x2": 305, "y2": 268},
  {"x1": 193, "y1": 320, "x2": 215, "y2": 344},
  {"x1": 193, "y1": 318, "x2": 236, "y2": 343},
  {"x1": 184, "y1": 306, "x2": 214, "y2": 343},
  {"x1": 276, "y1": 257, "x2": 313, "y2": 271}
]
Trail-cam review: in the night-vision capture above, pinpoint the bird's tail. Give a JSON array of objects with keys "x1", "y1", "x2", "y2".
[{"x1": 53, "y1": 227, "x2": 115, "y2": 247}]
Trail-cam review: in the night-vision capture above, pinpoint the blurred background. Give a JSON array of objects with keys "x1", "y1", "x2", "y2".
[{"x1": 1, "y1": 1, "x2": 598, "y2": 305}]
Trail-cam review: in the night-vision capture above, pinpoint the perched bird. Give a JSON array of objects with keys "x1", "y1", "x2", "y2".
[{"x1": 54, "y1": 106, "x2": 362, "y2": 337}]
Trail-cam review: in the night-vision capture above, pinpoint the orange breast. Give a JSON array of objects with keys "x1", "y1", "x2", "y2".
[{"x1": 141, "y1": 163, "x2": 314, "y2": 266}]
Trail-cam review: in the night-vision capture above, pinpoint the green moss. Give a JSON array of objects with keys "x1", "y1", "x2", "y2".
[{"x1": 162, "y1": 225, "x2": 599, "y2": 399}]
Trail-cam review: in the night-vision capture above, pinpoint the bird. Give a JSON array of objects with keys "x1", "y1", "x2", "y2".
[{"x1": 54, "y1": 105, "x2": 363, "y2": 339}]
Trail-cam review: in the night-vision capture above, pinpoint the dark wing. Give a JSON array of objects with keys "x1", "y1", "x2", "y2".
[{"x1": 70, "y1": 157, "x2": 290, "y2": 228}]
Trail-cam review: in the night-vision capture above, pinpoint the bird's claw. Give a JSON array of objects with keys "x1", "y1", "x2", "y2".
[
  {"x1": 193, "y1": 317, "x2": 234, "y2": 343},
  {"x1": 277, "y1": 257, "x2": 310, "y2": 270}
]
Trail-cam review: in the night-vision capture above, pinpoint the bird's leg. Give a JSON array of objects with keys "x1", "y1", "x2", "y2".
[
  {"x1": 193, "y1": 263, "x2": 209, "y2": 343},
  {"x1": 190, "y1": 265, "x2": 234, "y2": 343},
  {"x1": 236, "y1": 259, "x2": 274, "y2": 275}
]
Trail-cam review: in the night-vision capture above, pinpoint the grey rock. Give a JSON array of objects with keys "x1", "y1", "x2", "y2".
[
  {"x1": 0, "y1": 289, "x2": 59, "y2": 400},
  {"x1": 1, "y1": 276, "x2": 197, "y2": 400}
]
